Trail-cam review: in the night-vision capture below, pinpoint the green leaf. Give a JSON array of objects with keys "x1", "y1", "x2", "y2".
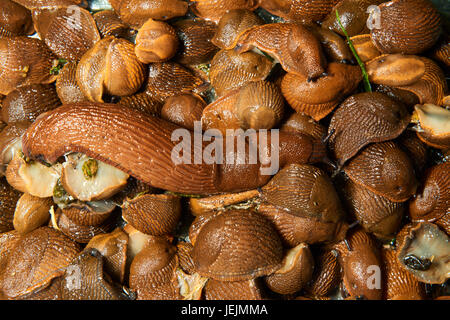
[{"x1": 50, "y1": 58, "x2": 68, "y2": 75}]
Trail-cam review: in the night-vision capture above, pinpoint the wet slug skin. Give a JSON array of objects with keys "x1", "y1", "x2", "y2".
[{"x1": 21, "y1": 103, "x2": 324, "y2": 195}]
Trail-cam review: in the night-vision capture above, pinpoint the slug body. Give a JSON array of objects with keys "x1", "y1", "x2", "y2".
[{"x1": 22, "y1": 103, "x2": 324, "y2": 195}]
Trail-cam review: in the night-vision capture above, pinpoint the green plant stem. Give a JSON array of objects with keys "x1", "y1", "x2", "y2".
[{"x1": 335, "y1": 10, "x2": 372, "y2": 92}]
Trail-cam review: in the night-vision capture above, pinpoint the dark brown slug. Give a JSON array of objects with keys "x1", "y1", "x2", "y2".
[
  {"x1": 85, "y1": 228, "x2": 129, "y2": 284},
  {"x1": 161, "y1": 93, "x2": 206, "y2": 131},
  {"x1": 328, "y1": 92, "x2": 410, "y2": 166},
  {"x1": 0, "y1": 177, "x2": 23, "y2": 233},
  {"x1": 305, "y1": 249, "x2": 342, "y2": 298},
  {"x1": 341, "y1": 179, "x2": 405, "y2": 240},
  {"x1": 21, "y1": 103, "x2": 325, "y2": 195},
  {"x1": 257, "y1": 203, "x2": 348, "y2": 246}
]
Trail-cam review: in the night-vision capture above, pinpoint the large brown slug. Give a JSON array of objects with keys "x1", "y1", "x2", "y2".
[{"x1": 21, "y1": 103, "x2": 325, "y2": 195}]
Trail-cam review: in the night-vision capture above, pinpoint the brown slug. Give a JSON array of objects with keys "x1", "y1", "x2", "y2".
[
  {"x1": 343, "y1": 141, "x2": 418, "y2": 202},
  {"x1": 52, "y1": 207, "x2": 115, "y2": 244},
  {"x1": 381, "y1": 247, "x2": 426, "y2": 300},
  {"x1": 135, "y1": 19, "x2": 179, "y2": 64},
  {"x1": 307, "y1": 25, "x2": 354, "y2": 63},
  {"x1": 0, "y1": 0, "x2": 34, "y2": 37},
  {"x1": 109, "y1": 0, "x2": 188, "y2": 29},
  {"x1": 212, "y1": 9, "x2": 264, "y2": 50},
  {"x1": 370, "y1": 0, "x2": 442, "y2": 55},
  {"x1": 264, "y1": 243, "x2": 315, "y2": 295},
  {"x1": 76, "y1": 36, "x2": 146, "y2": 102},
  {"x1": 191, "y1": 209, "x2": 284, "y2": 281},
  {"x1": 61, "y1": 200, "x2": 116, "y2": 227},
  {"x1": 202, "y1": 80, "x2": 285, "y2": 134},
  {"x1": 260, "y1": 164, "x2": 346, "y2": 222},
  {"x1": 172, "y1": 19, "x2": 218, "y2": 66},
  {"x1": 55, "y1": 61, "x2": 88, "y2": 105},
  {"x1": 260, "y1": 0, "x2": 340, "y2": 24},
  {"x1": 144, "y1": 62, "x2": 206, "y2": 103},
  {"x1": 341, "y1": 179, "x2": 405, "y2": 240},
  {"x1": 332, "y1": 228, "x2": 383, "y2": 300},
  {"x1": 129, "y1": 236, "x2": 181, "y2": 300},
  {"x1": 409, "y1": 162, "x2": 449, "y2": 225},
  {"x1": 13, "y1": 193, "x2": 52, "y2": 234},
  {"x1": 60, "y1": 248, "x2": 132, "y2": 300},
  {"x1": 122, "y1": 193, "x2": 181, "y2": 237},
  {"x1": 21, "y1": 103, "x2": 325, "y2": 195},
  {"x1": 280, "y1": 112, "x2": 327, "y2": 141},
  {"x1": 2, "y1": 84, "x2": 61, "y2": 124},
  {"x1": 328, "y1": 92, "x2": 410, "y2": 166},
  {"x1": 209, "y1": 49, "x2": 273, "y2": 97},
  {"x1": 161, "y1": 93, "x2": 206, "y2": 131},
  {"x1": 32, "y1": 7, "x2": 101, "y2": 61},
  {"x1": 190, "y1": 0, "x2": 260, "y2": 23},
  {"x1": 0, "y1": 226, "x2": 80, "y2": 299},
  {"x1": 305, "y1": 249, "x2": 342, "y2": 298},
  {"x1": 0, "y1": 36, "x2": 58, "y2": 95},
  {"x1": 257, "y1": 202, "x2": 348, "y2": 246},
  {"x1": 93, "y1": 10, "x2": 134, "y2": 39},
  {"x1": 321, "y1": 0, "x2": 385, "y2": 37},
  {"x1": 234, "y1": 23, "x2": 327, "y2": 80},
  {"x1": 281, "y1": 62, "x2": 362, "y2": 121}
]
